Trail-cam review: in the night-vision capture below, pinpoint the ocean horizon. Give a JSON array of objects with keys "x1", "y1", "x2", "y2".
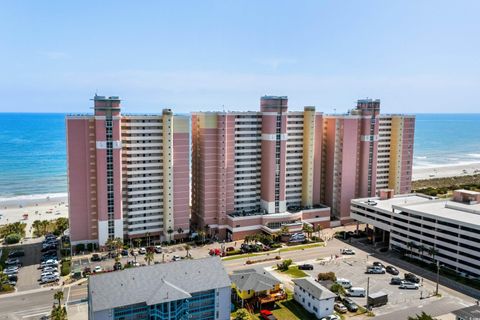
[{"x1": 1, "y1": 112, "x2": 479, "y2": 198}]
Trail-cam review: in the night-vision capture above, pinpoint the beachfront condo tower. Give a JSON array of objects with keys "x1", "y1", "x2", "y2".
[
  {"x1": 192, "y1": 96, "x2": 415, "y2": 240},
  {"x1": 66, "y1": 95, "x2": 189, "y2": 247}
]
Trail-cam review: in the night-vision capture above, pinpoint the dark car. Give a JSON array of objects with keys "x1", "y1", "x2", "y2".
[
  {"x1": 342, "y1": 298, "x2": 358, "y2": 312},
  {"x1": 298, "y1": 264, "x2": 314, "y2": 270},
  {"x1": 390, "y1": 277, "x2": 402, "y2": 285},
  {"x1": 91, "y1": 253, "x2": 101, "y2": 262},
  {"x1": 7, "y1": 274, "x2": 18, "y2": 281},
  {"x1": 373, "y1": 261, "x2": 385, "y2": 269},
  {"x1": 386, "y1": 266, "x2": 399, "y2": 275},
  {"x1": 113, "y1": 262, "x2": 123, "y2": 271},
  {"x1": 405, "y1": 273, "x2": 420, "y2": 283},
  {"x1": 8, "y1": 250, "x2": 25, "y2": 258},
  {"x1": 121, "y1": 249, "x2": 129, "y2": 256}
]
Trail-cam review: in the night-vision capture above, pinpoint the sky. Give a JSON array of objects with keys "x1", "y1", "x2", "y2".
[{"x1": 0, "y1": 1, "x2": 479, "y2": 114}]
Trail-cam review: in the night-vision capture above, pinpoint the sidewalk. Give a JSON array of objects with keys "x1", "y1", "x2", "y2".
[{"x1": 0, "y1": 278, "x2": 87, "y2": 299}]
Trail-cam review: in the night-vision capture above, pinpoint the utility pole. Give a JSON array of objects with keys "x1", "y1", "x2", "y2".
[
  {"x1": 435, "y1": 261, "x2": 440, "y2": 296},
  {"x1": 366, "y1": 277, "x2": 370, "y2": 304}
]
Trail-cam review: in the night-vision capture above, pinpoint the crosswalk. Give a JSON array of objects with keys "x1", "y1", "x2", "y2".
[{"x1": 9, "y1": 305, "x2": 51, "y2": 319}]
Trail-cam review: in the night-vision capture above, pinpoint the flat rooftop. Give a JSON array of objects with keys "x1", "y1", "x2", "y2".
[{"x1": 353, "y1": 193, "x2": 480, "y2": 227}]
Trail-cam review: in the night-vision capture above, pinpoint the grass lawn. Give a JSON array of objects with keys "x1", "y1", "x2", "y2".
[
  {"x1": 252, "y1": 291, "x2": 317, "y2": 320},
  {"x1": 223, "y1": 242, "x2": 324, "y2": 261},
  {"x1": 279, "y1": 243, "x2": 324, "y2": 253},
  {"x1": 276, "y1": 266, "x2": 308, "y2": 278}
]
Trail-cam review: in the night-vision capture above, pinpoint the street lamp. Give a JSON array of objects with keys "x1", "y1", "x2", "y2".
[{"x1": 435, "y1": 261, "x2": 441, "y2": 296}]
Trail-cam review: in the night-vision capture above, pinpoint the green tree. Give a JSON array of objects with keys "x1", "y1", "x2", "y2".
[
  {"x1": 330, "y1": 283, "x2": 346, "y2": 296},
  {"x1": 144, "y1": 251, "x2": 154, "y2": 265},
  {"x1": 280, "y1": 225, "x2": 289, "y2": 235},
  {"x1": 234, "y1": 308, "x2": 251, "y2": 320},
  {"x1": 314, "y1": 224, "x2": 323, "y2": 239},
  {"x1": 277, "y1": 259, "x2": 293, "y2": 271},
  {"x1": 408, "y1": 312, "x2": 437, "y2": 320},
  {"x1": 134, "y1": 238, "x2": 142, "y2": 248},
  {"x1": 54, "y1": 218, "x2": 69, "y2": 235},
  {"x1": 54, "y1": 291, "x2": 64, "y2": 306},
  {"x1": 318, "y1": 272, "x2": 337, "y2": 281},
  {"x1": 302, "y1": 224, "x2": 314, "y2": 240},
  {"x1": 428, "y1": 246, "x2": 439, "y2": 261}
]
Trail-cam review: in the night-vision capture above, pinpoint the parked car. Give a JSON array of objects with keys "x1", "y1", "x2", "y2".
[
  {"x1": 7, "y1": 274, "x2": 18, "y2": 281},
  {"x1": 405, "y1": 273, "x2": 420, "y2": 283},
  {"x1": 138, "y1": 247, "x2": 147, "y2": 254},
  {"x1": 3, "y1": 267, "x2": 19, "y2": 275},
  {"x1": 347, "y1": 287, "x2": 366, "y2": 297},
  {"x1": 121, "y1": 249, "x2": 129, "y2": 256},
  {"x1": 154, "y1": 246, "x2": 163, "y2": 253},
  {"x1": 342, "y1": 298, "x2": 358, "y2": 312},
  {"x1": 298, "y1": 264, "x2": 314, "y2": 270},
  {"x1": 336, "y1": 278, "x2": 352, "y2": 289},
  {"x1": 320, "y1": 316, "x2": 340, "y2": 320},
  {"x1": 334, "y1": 302, "x2": 348, "y2": 313},
  {"x1": 172, "y1": 255, "x2": 181, "y2": 261},
  {"x1": 42, "y1": 266, "x2": 58, "y2": 273},
  {"x1": 341, "y1": 248, "x2": 356, "y2": 255},
  {"x1": 400, "y1": 281, "x2": 419, "y2": 290},
  {"x1": 259, "y1": 310, "x2": 277, "y2": 320},
  {"x1": 8, "y1": 249, "x2": 25, "y2": 258},
  {"x1": 386, "y1": 265, "x2": 399, "y2": 275},
  {"x1": 373, "y1": 261, "x2": 385, "y2": 269},
  {"x1": 40, "y1": 275, "x2": 59, "y2": 284},
  {"x1": 366, "y1": 266, "x2": 385, "y2": 274},
  {"x1": 226, "y1": 247, "x2": 235, "y2": 252},
  {"x1": 91, "y1": 253, "x2": 101, "y2": 262},
  {"x1": 5, "y1": 258, "x2": 20, "y2": 265},
  {"x1": 41, "y1": 271, "x2": 60, "y2": 278},
  {"x1": 2, "y1": 280, "x2": 17, "y2": 286},
  {"x1": 113, "y1": 262, "x2": 122, "y2": 271},
  {"x1": 390, "y1": 277, "x2": 403, "y2": 285},
  {"x1": 93, "y1": 266, "x2": 103, "y2": 273}
]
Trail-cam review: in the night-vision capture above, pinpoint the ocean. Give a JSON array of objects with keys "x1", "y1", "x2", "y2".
[{"x1": 0, "y1": 113, "x2": 479, "y2": 198}]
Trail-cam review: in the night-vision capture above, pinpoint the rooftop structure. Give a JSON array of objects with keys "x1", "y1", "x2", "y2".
[
  {"x1": 88, "y1": 257, "x2": 231, "y2": 320},
  {"x1": 351, "y1": 189, "x2": 480, "y2": 278},
  {"x1": 292, "y1": 277, "x2": 336, "y2": 319}
]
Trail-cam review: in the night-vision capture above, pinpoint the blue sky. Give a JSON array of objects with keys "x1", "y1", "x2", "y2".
[{"x1": 1, "y1": 1, "x2": 479, "y2": 113}]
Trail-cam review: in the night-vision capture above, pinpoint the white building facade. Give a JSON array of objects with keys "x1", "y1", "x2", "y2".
[{"x1": 292, "y1": 277, "x2": 336, "y2": 319}]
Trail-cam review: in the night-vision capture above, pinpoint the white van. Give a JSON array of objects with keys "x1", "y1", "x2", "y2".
[
  {"x1": 336, "y1": 278, "x2": 352, "y2": 289},
  {"x1": 347, "y1": 287, "x2": 366, "y2": 297}
]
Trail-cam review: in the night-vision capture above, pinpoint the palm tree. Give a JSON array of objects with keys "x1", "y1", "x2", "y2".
[
  {"x1": 54, "y1": 291, "x2": 64, "y2": 306},
  {"x1": 177, "y1": 228, "x2": 184, "y2": 242},
  {"x1": 105, "y1": 238, "x2": 116, "y2": 253},
  {"x1": 146, "y1": 232, "x2": 151, "y2": 247},
  {"x1": 302, "y1": 224, "x2": 314, "y2": 240},
  {"x1": 144, "y1": 251, "x2": 154, "y2": 265},
  {"x1": 280, "y1": 225, "x2": 289, "y2": 235},
  {"x1": 204, "y1": 224, "x2": 210, "y2": 238},
  {"x1": 273, "y1": 230, "x2": 282, "y2": 243},
  {"x1": 408, "y1": 311, "x2": 437, "y2": 320},
  {"x1": 428, "y1": 246, "x2": 439, "y2": 261},
  {"x1": 167, "y1": 228, "x2": 174, "y2": 242},
  {"x1": 418, "y1": 244, "x2": 427, "y2": 260},
  {"x1": 315, "y1": 224, "x2": 322, "y2": 239},
  {"x1": 54, "y1": 218, "x2": 69, "y2": 235},
  {"x1": 406, "y1": 241, "x2": 415, "y2": 258},
  {"x1": 184, "y1": 244, "x2": 191, "y2": 258},
  {"x1": 134, "y1": 238, "x2": 142, "y2": 248},
  {"x1": 197, "y1": 230, "x2": 206, "y2": 244}
]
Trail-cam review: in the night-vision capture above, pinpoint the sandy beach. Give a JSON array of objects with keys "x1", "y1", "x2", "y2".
[
  {"x1": 0, "y1": 194, "x2": 68, "y2": 238},
  {"x1": 413, "y1": 162, "x2": 480, "y2": 180}
]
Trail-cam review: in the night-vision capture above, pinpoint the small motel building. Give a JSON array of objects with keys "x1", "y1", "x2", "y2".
[
  {"x1": 88, "y1": 257, "x2": 231, "y2": 320},
  {"x1": 292, "y1": 277, "x2": 336, "y2": 319},
  {"x1": 351, "y1": 189, "x2": 480, "y2": 278}
]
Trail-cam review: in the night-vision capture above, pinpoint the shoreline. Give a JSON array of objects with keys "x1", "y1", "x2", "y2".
[{"x1": 412, "y1": 162, "x2": 480, "y2": 181}]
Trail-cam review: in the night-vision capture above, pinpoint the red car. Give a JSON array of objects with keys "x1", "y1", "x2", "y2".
[
  {"x1": 260, "y1": 310, "x2": 277, "y2": 320},
  {"x1": 209, "y1": 248, "x2": 222, "y2": 256}
]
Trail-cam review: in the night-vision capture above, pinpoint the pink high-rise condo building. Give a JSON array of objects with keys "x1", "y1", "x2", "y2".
[
  {"x1": 67, "y1": 96, "x2": 189, "y2": 247},
  {"x1": 192, "y1": 96, "x2": 331, "y2": 241},
  {"x1": 192, "y1": 97, "x2": 415, "y2": 240}
]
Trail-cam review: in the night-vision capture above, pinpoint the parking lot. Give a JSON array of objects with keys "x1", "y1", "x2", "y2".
[{"x1": 2, "y1": 236, "x2": 63, "y2": 292}]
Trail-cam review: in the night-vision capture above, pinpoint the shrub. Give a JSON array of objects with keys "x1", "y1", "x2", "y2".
[
  {"x1": 246, "y1": 260, "x2": 253, "y2": 264},
  {"x1": 75, "y1": 243, "x2": 85, "y2": 252},
  {"x1": 270, "y1": 243, "x2": 282, "y2": 249},
  {"x1": 330, "y1": 282, "x2": 346, "y2": 295},
  {"x1": 5, "y1": 233, "x2": 21, "y2": 244},
  {"x1": 0, "y1": 283, "x2": 14, "y2": 292},
  {"x1": 87, "y1": 243, "x2": 94, "y2": 252},
  {"x1": 277, "y1": 259, "x2": 293, "y2": 271},
  {"x1": 318, "y1": 272, "x2": 337, "y2": 281},
  {"x1": 234, "y1": 308, "x2": 251, "y2": 320},
  {"x1": 60, "y1": 259, "x2": 71, "y2": 276}
]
